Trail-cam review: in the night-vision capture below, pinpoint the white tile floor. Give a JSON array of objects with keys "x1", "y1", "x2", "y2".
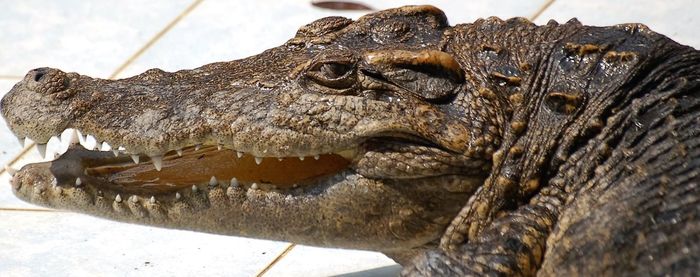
[{"x1": 0, "y1": 0, "x2": 697, "y2": 276}]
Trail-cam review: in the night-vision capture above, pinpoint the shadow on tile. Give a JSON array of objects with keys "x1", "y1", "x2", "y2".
[{"x1": 332, "y1": 265, "x2": 403, "y2": 277}]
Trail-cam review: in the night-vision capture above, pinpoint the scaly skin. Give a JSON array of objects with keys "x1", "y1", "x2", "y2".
[{"x1": 2, "y1": 6, "x2": 699, "y2": 276}]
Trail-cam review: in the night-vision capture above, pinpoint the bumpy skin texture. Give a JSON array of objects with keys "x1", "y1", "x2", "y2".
[{"x1": 2, "y1": 6, "x2": 699, "y2": 276}]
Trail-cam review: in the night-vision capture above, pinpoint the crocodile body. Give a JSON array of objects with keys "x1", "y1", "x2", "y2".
[{"x1": 2, "y1": 6, "x2": 699, "y2": 276}]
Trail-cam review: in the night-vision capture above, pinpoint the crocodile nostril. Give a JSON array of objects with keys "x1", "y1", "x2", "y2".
[
  {"x1": 34, "y1": 72, "x2": 46, "y2": 82},
  {"x1": 29, "y1": 67, "x2": 50, "y2": 83},
  {"x1": 24, "y1": 67, "x2": 71, "y2": 97}
]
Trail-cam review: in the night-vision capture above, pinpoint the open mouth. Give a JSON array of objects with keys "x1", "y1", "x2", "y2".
[
  {"x1": 25, "y1": 128, "x2": 362, "y2": 198},
  {"x1": 84, "y1": 145, "x2": 352, "y2": 195}
]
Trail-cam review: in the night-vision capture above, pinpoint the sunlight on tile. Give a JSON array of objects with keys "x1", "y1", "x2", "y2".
[
  {"x1": 0, "y1": 0, "x2": 192, "y2": 78},
  {"x1": 0, "y1": 211, "x2": 289, "y2": 277}
]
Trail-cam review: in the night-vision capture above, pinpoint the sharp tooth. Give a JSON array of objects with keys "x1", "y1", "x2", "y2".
[
  {"x1": 209, "y1": 176, "x2": 218, "y2": 186},
  {"x1": 255, "y1": 157, "x2": 263, "y2": 165},
  {"x1": 75, "y1": 178, "x2": 82, "y2": 186},
  {"x1": 314, "y1": 155, "x2": 320, "y2": 160},
  {"x1": 4, "y1": 166, "x2": 17, "y2": 176},
  {"x1": 130, "y1": 195, "x2": 139, "y2": 203},
  {"x1": 113, "y1": 150, "x2": 119, "y2": 157},
  {"x1": 236, "y1": 151, "x2": 244, "y2": 158},
  {"x1": 150, "y1": 196, "x2": 156, "y2": 204},
  {"x1": 150, "y1": 155, "x2": 163, "y2": 171},
  {"x1": 230, "y1": 177, "x2": 239, "y2": 187},
  {"x1": 14, "y1": 135, "x2": 25, "y2": 147},
  {"x1": 101, "y1": 142, "x2": 112, "y2": 151},
  {"x1": 217, "y1": 144, "x2": 223, "y2": 150},
  {"x1": 68, "y1": 129, "x2": 80, "y2": 145},
  {"x1": 191, "y1": 185, "x2": 198, "y2": 192},
  {"x1": 118, "y1": 146, "x2": 126, "y2": 151},
  {"x1": 175, "y1": 192, "x2": 182, "y2": 200},
  {"x1": 76, "y1": 130, "x2": 86, "y2": 144},
  {"x1": 298, "y1": 156, "x2": 305, "y2": 161},
  {"x1": 176, "y1": 149, "x2": 183, "y2": 156},
  {"x1": 251, "y1": 183, "x2": 259, "y2": 190},
  {"x1": 36, "y1": 143, "x2": 47, "y2": 159},
  {"x1": 115, "y1": 194, "x2": 122, "y2": 203},
  {"x1": 131, "y1": 155, "x2": 140, "y2": 164},
  {"x1": 195, "y1": 144, "x2": 201, "y2": 151}
]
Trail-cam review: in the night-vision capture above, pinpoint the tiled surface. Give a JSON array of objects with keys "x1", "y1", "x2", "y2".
[
  {"x1": 0, "y1": 0, "x2": 192, "y2": 78},
  {"x1": 0, "y1": 211, "x2": 287, "y2": 277},
  {"x1": 1, "y1": 0, "x2": 698, "y2": 276}
]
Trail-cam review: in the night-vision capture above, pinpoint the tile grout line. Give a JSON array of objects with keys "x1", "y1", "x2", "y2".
[
  {"x1": 255, "y1": 243, "x2": 296, "y2": 277},
  {"x1": 109, "y1": 0, "x2": 205, "y2": 79},
  {"x1": 529, "y1": 0, "x2": 556, "y2": 21},
  {"x1": 0, "y1": 207, "x2": 60, "y2": 212},
  {"x1": 0, "y1": 0, "x2": 205, "y2": 176}
]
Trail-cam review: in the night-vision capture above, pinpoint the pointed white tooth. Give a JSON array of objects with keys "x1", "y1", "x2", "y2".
[
  {"x1": 36, "y1": 143, "x2": 47, "y2": 159},
  {"x1": 101, "y1": 142, "x2": 112, "y2": 151},
  {"x1": 255, "y1": 157, "x2": 263, "y2": 165},
  {"x1": 68, "y1": 129, "x2": 80, "y2": 145},
  {"x1": 115, "y1": 194, "x2": 122, "y2": 203},
  {"x1": 75, "y1": 178, "x2": 82, "y2": 186},
  {"x1": 314, "y1": 155, "x2": 320, "y2": 160},
  {"x1": 118, "y1": 146, "x2": 126, "y2": 151},
  {"x1": 191, "y1": 185, "x2": 198, "y2": 192},
  {"x1": 217, "y1": 144, "x2": 223, "y2": 150},
  {"x1": 209, "y1": 176, "x2": 218, "y2": 186},
  {"x1": 230, "y1": 177, "x2": 239, "y2": 187},
  {"x1": 195, "y1": 144, "x2": 201, "y2": 151},
  {"x1": 131, "y1": 155, "x2": 140, "y2": 164},
  {"x1": 76, "y1": 130, "x2": 86, "y2": 144},
  {"x1": 130, "y1": 195, "x2": 139, "y2": 203},
  {"x1": 251, "y1": 183, "x2": 259, "y2": 190},
  {"x1": 113, "y1": 150, "x2": 119, "y2": 157},
  {"x1": 298, "y1": 156, "x2": 305, "y2": 161},
  {"x1": 150, "y1": 155, "x2": 163, "y2": 171},
  {"x1": 4, "y1": 166, "x2": 17, "y2": 176},
  {"x1": 84, "y1": 135, "x2": 98, "y2": 150},
  {"x1": 236, "y1": 151, "x2": 244, "y2": 158},
  {"x1": 150, "y1": 196, "x2": 156, "y2": 204},
  {"x1": 175, "y1": 192, "x2": 182, "y2": 200},
  {"x1": 176, "y1": 149, "x2": 183, "y2": 156},
  {"x1": 14, "y1": 135, "x2": 25, "y2": 147}
]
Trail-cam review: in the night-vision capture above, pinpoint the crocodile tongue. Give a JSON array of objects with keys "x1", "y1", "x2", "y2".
[{"x1": 86, "y1": 146, "x2": 350, "y2": 192}]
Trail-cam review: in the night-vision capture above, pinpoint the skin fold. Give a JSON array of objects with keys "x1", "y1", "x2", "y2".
[{"x1": 2, "y1": 5, "x2": 699, "y2": 276}]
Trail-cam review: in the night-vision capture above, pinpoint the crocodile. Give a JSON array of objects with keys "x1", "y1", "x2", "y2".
[{"x1": 2, "y1": 5, "x2": 699, "y2": 276}]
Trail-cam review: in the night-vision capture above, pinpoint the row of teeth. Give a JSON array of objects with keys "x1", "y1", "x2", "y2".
[
  {"x1": 21, "y1": 170, "x2": 353, "y2": 206},
  {"x1": 16, "y1": 129, "x2": 325, "y2": 171}
]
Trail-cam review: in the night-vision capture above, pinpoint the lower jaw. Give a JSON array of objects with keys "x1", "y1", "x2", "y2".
[{"x1": 11, "y1": 163, "x2": 469, "y2": 253}]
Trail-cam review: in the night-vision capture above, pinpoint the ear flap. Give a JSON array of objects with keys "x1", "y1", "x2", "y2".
[{"x1": 363, "y1": 50, "x2": 464, "y2": 101}]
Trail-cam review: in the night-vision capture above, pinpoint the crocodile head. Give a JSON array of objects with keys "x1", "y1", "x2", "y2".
[{"x1": 1, "y1": 6, "x2": 500, "y2": 255}]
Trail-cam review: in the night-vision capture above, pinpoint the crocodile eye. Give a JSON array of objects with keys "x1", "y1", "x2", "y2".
[{"x1": 306, "y1": 62, "x2": 356, "y2": 89}]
